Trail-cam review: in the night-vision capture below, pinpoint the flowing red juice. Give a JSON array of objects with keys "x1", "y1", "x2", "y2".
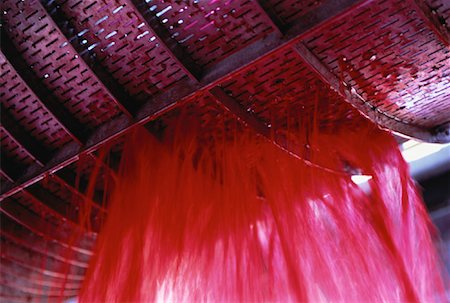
[{"x1": 79, "y1": 113, "x2": 447, "y2": 302}]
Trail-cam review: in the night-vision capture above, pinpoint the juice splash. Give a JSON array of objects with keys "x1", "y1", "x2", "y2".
[{"x1": 79, "y1": 112, "x2": 447, "y2": 302}]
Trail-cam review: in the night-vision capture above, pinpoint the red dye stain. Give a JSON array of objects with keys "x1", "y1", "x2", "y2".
[{"x1": 79, "y1": 113, "x2": 447, "y2": 302}]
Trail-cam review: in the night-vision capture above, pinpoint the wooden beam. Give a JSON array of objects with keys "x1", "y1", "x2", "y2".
[
  {"x1": 208, "y1": 86, "x2": 271, "y2": 138},
  {"x1": 1, "y1": 78, "x2": 200, "y2": 200},
  {"x1": 1, "y1": 92, "x2": 111, "y2": 207}
]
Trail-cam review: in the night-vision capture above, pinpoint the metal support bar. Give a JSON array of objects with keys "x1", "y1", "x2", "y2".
[
  {"x1": 0, "y1": 77, "x2": 198, "y2": 200},
  {"x1": 0, "y1": 113, "x2": 105, "y2": 209},
  {"x1": 0, "y1": 34, "x2": 88, "y2": 144},
  {"x1": 0, "y1": 155, "x2": 100, "y2": 244},
  {"x1": 1, "y1": 155, "x2": 101, "y2": 235},
  {"x1": 208, "y1": 86, "x2": 271, "y2": 138},
  {"x1": 128, "y1": 0, "x2": 203, "y2": 81},
  {"x1": 292, "y1": 43, "x2": 438, "y2": 142},
  {"x1": 0, "y1": 0, "x2": 373, "y2": 200},
  {"x1": 407, "y1": 0, "x2": 450, "y2": 47},
  {"x1": 1, "y1": 44, "x2": 117, "y2": 203}
]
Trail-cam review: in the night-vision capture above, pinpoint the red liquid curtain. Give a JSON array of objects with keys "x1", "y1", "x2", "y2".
[{"x1": 79, "y1": 108, "x2": 447, "y2": 302}]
